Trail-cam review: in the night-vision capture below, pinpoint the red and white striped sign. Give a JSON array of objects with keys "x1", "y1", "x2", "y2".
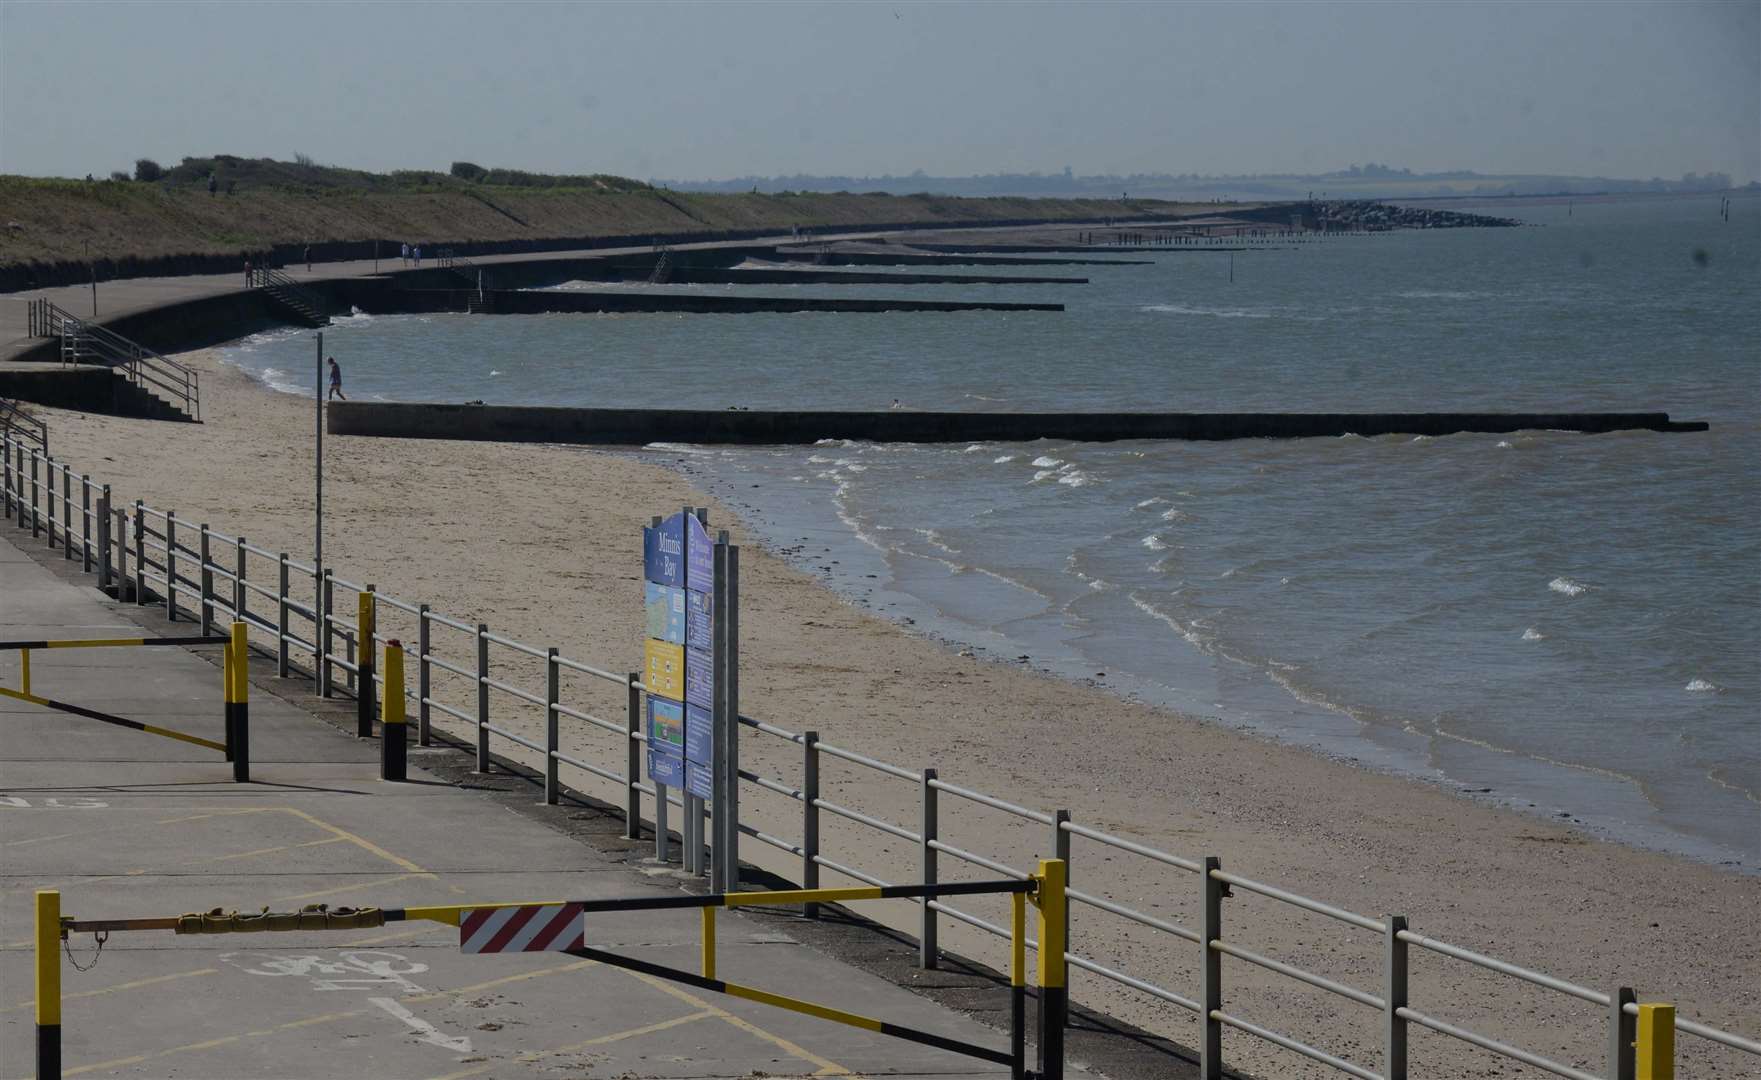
[{"x1": 460, "y1": 903, "x2": 584, "y2": 954}]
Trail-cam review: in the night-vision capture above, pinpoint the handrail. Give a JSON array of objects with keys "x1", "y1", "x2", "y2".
[
  {"x1": 4, "y1": 427, "x2": 1755, "y2": 1080},
  {"x1": 43, "y1": 300, "x2": 200, "y2": 422},
  {"x1": 0, "y1": 399, "x2": 47, "y2": 456}
]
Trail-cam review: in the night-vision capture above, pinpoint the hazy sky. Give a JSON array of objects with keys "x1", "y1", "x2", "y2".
[{"x1": 2, "y1": 1, "x2": 1756, "y2": 184}]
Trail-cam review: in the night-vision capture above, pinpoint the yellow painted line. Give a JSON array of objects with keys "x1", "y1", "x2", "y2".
[
  {"x1": 157, "y1": 807, "x2": 278, "y2": 825},
  {"x1": 204, "y1": 835, "x2": 348, "y2": 863},
  {"x1": 60, "y1": 1009, "x2": 364, "y2": 1077},
  {"x1": 622, "y1": 968, "x2": 854, "y2": 1077},
  {"x1": 404, "y1": 958, "x2": 599, "y2": 1003},
  {"x1": 2, "y1": 831, "x2": 76, "y2": 847},
  {"x1": 4, "y1": 966, "x2": 217, "y2": 1014},
  {"x1": 423, "y1": 1009, "x2": 717, "y2": 1080},
  {"x1": 278, "y1": 807, "x2": 430, "y2": 874},
  {"x1": 274, "y1": 871, "x2": 431, "y2": 903}
]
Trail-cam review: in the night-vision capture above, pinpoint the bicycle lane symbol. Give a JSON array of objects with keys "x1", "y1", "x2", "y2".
[{"x1": 219, "y1": 950, "x2": 429, "y2": 994}]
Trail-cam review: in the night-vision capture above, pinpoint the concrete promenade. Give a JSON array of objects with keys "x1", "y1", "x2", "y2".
[{"x1": 0, "y1": 531, "x2": 1043, "y2": 1079}]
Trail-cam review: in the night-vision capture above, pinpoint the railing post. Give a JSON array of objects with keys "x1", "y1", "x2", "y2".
[
  {"x1": 416, "y1": 605, "x2": 431, "y2": 747},
  {"x1": 474, "y1": 623, "x2": 490, "y2": 772},
  {"x1": 1054, "y1": 808, "x2": 1071, "y2": 970},
  {"x1": 96, "y1": 488, "x2": 111, "y2": 590},
  {"x1": 356, "y1": 588, "x2": 376, "y2": 739},
  {"x1": 276, "y1": 554, "x2": 290, "y2": 678},
  {"x1": 655, "y1": 779, "x2": 670, "y2": 862},
  {"x1": 117, "y1": 506, "x2": 131, "y2": 600},
  {"x1": 624, "y1": 673, "x2": 642, "y2": 839},
  {"x1": 2, "y1": 436, "x2": 12, "y2": 520},
  {"x1": 319, "y1": 570, "x2": 334, "y2": 697},
  {"x1": 544, "y1": 647, "x2": 560, "y2": 804},
  {"x1": 198, "y1": 525, "x2": 213, "y2": 634},
  {"x1": 43, "y1": 456, "x2": 54, "y2": 547},
  {"x1": 1386, "y1": 915, "x2": 1409, "y2": 1080},
  {"x1": 803, "y1": 730, "x2": 820, "y2": 919},
  {"x1": 920, "y1": 767, "x2": 938, "y2": 969},
  {"x1": 163, "y1": 511, "x2": 177, "y2": 619},
  {"x1": 79, "y1": 476, "x2": 91, "y2": 572},
  {"x1": 131, "y1": 501, "x2": 145, "y2": 604},
  {"x1": 30, "y1": 452, "x2": 40, "y2": 537},
  {"x1": 233, "y1": 536, "x2": 247, "y2": 624},
  {"x1": 59, "y1": 466, "x2": 71, "y2": 560},
  {"x1": 1201, "y1": 855, "x2": 1224, "y2": 1080},
  {"x1": 1610, "y1": 986, "x2": 1637, "y2": 1080}
]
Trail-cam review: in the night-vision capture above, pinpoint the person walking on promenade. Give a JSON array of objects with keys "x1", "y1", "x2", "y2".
[
  {"x1": 413, "y1": 245, "x2": 422, "y2": 267},
  {"x1": 327, "y1": 357, "x2": 346, "y2": 401},
  {"x1": 305, "y1": 244, "x2": 312, "y2": 272},
  {"x1": 244, "y1": 258, "x2": 252, "y2": 286},
  {"x1": 401, "y1": 241, "x2": 409, "y2": 266}
]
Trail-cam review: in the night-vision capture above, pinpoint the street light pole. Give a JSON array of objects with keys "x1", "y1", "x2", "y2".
[{"x1": 315, "y1": 332, "x2": 324, "y2": 631}]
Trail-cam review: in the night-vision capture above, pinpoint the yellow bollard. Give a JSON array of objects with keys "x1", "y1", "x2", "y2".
[
  {"x1": 19, "y1": 647, "x2": 29, "y2": 697},
  {"x1": 356, "y1": 591, "x2": 376, "y2": 738},
  {"x1": 35, "y1": 889, "x2": 60, "y2": 1078},
  {"x1": 1034, "y1": 858, "x2": 1067, "y2": 1080},
  {"x1": 381, "y1": 641, "x2": 406, "y2": 782},
  {"x1": 1636, "y1": 1003, "x2": 1675, "y2": 1080},
  {"x1": 227, "y1": 622, "x2": 249, "y2": 782}
]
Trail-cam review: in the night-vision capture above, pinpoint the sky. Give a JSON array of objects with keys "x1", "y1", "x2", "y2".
[{"x1": 2, "y1": 1, "x2": 1756, "y2": 185}]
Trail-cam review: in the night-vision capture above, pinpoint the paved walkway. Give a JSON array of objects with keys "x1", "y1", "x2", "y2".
[{"x1": 0, "y1": 530, "x2": 1040, "y2": 1079}]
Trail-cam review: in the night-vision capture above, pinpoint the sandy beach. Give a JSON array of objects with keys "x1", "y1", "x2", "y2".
[{"x1": 17, "y1": 350, "x2": 1757, "y2": 1078}]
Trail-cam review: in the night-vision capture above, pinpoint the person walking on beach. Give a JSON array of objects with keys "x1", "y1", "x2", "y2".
[{"x1": 327, "y1": 357, "x2": 346, "y2": 401}]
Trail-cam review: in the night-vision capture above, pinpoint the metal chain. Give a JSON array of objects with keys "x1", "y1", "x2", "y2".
[{"x1": 63, "y1": 930, "x2": 107, "y2": 972}]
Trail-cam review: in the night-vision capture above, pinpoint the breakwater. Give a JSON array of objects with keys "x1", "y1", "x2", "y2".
[
  {"x1": 773, "y1": 250, "x2": 1152, "y2": 267},
  {"x1": 328, "y1": 403, "x2": 1707, "y2": 445}
]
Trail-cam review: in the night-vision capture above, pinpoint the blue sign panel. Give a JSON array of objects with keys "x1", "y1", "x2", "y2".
[
  {"x1": 685, "y1": 588, "x2": 713, "y2": 648},
  {"x1": 645, "y1": 583, "x2": 686, "y2": 645},
  {"x1": 686, "y1": 760, "x2": 712, "y2": 801},
  {"x1": 643, "y1": 516, "x2": 684, "y2": 588},
  {"x1": 648, "y1": 746, "x2": 685, "y2": 788},
  {"x1": 685, "y1": 703, "x2": 713, "y2": 766},
  {"x1": 686, "y1": 646, "x2": 713, "y2": 709},
  {"x1": 647, "y1": 697, "x2": 684, "y2": 752},
  {"x1": 686, "y1": 513, "x2": 714, "y2": 593}
]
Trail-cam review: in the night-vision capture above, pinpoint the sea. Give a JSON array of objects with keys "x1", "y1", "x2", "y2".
[{"x1": 221, "y1": 192, "x2": 1760, "y2": 867}]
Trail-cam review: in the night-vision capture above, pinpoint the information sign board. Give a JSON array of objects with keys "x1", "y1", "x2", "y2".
[
  {"x1": 685, "y1": 589, "x2": 713, "y2": 647},
  {"x1": 686, "y1": 513, "x2": 713, "y2": 593},
  {"x1": 644, "y1": 517, "x2": 684, "y2": 589},
  {"x1": 685, "y1": 703, "x2": 713, "y2": 766},
  {"x1": 644, "y1": 639, "x2": 685, "y2": 702},
  {"x1": 648, "y1": 745, "x2": 685, "y2": 788},
  {"x1": 686, "y1": 760, "x2": 712, "y2": 801},
  {"x1": 647, "y1": 698, "x2": 685, "y2": 752},
  {"x1": 645, "y1": 583, "x2": 686, "y2": 645},
  {"x1": 685, "y1": 646, "x2": 712, "y2": 709}
]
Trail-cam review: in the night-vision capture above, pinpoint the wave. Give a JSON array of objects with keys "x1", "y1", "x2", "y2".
[
  {"x1": 1058, "y1": 472, "x2": 1092, "y2": 487},
  {"x1": 1160, "y1": 506, "x2": 1188, "y2": 522},
  {"x1": 1548, "y1": 577, "x2": 1590, "y2": 598},
  {"x1": 962, "y1": 444, "x2": 990, "y2": 453},
  {"x1": 1031, "y1": 469, "x2": 1058, "y2": 483},
  {"x1": 1135, "y1": 497, "x2": 1170, "y2": 509},
  {"x1": 1685, "y1": 678, "x2": 1720, "y2": 693},
  {"x1": 1394, "y1": 289, "x2": 1489, "y2": 300},
  {"x1": 1031, "y1": 456, "x2": 1063, "y2": 468},
  {"x1": 1141, "y1": 535, "x2": 1167, "y2": 551},
  {"x1": 1142, "y1": 303, "x2": 1273, "y2": 319},
  {"x1": 993, "y1": 454, "x2": 1019, "y2": 464},
  {"x1": 1522, "y1": 627, "x2": 1546, "y2": 641}
]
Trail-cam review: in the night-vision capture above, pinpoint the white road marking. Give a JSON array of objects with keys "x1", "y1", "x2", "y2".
[{"x1": 368, "y1": 996, "x2": 474, "y2": 1054}]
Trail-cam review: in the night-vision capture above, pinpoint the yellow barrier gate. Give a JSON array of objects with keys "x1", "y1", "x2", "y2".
[
  {"x1": 2, "y1": 622, "x2": 250, "y2": 781},
  {"x1": 36, "y1": 863, "x2": 1076, "y2": 1079}
]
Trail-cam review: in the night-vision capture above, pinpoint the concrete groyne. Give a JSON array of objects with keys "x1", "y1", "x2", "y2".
[
  {"x1": 328, "y1": 403, "x2": 1708, "y2": 445},
  {"x1": 360, "y1": 290, "x2": 1062, "y2": 316}
]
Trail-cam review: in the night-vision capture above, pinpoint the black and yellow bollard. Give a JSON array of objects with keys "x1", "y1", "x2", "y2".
[
  {"x1": 35, "y1": 889, "x2": 59, "y2": 1079},
  {"x1": 1034, "y1": 858, "x2": 1068, "y2": 1080},
  {"x1": 227, "y1": 621, "x2": 250, "y2": 782},
  {"x1": 381, "y1": 640, "x2": 406, "y2": 781},
  {"x1": 356, "y1": 592, "x2": 376, "y2": 738}
]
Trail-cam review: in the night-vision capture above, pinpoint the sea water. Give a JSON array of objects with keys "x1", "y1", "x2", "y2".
[{"x1": 222, "y1": 193, "x2": 1760, "y2": 865}]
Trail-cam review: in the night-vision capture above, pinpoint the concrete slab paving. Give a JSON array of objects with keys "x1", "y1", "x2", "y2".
[{"x1": 0, "y1": 533, "x2": 1050, "y2": 1079}]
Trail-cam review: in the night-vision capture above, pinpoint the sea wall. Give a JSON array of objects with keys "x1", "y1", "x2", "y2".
[{"x1": 328, "y1": 403, "x2": 1709, "y2": 445}]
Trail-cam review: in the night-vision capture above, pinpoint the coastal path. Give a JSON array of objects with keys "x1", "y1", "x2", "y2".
[{"x1": 0, "y1": 531, "x2": 1064, "y2": 1079}]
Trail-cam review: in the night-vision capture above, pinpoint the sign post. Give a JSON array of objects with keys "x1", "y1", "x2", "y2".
[{"x1": 643, "y1": 508, "x2": 731, "y2": 876}]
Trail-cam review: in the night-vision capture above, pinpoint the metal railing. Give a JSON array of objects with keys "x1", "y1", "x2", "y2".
[
  {"x1": 4, "y1": 431, "x2": 1754, "y2": 1080},
  {"x1": 0, "y1": 399, "x2": 46, "y2": 457},
  {"x1": 249, "y1": 267, "x2": 330, "y2": 326},
  {"x1": 29, "y1": 299, "x2": 200, "y2": 421},
  {"x1": 436, "y1": 249, "x2": 490, "y2": 301}
]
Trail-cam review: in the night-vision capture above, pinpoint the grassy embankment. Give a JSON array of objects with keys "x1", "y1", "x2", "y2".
[{"x1": 0, "y1": 156, "x2": 1190, "y2": 269}]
